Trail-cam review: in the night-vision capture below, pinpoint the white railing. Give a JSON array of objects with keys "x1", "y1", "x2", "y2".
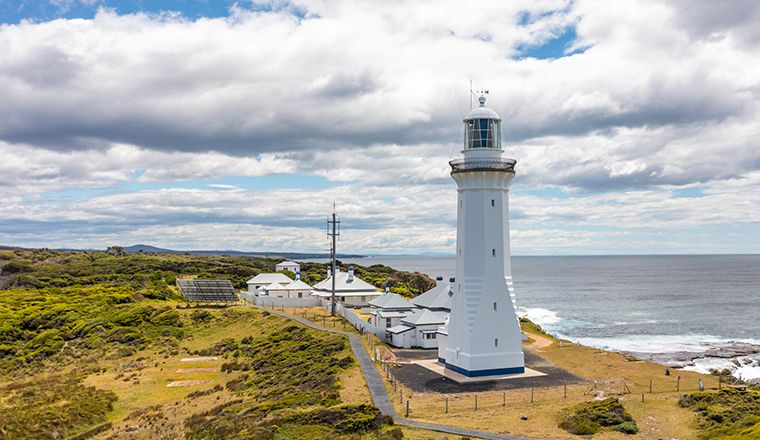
[{"x1": 328, "y1": 302, "x2": 388, "y2": 342}]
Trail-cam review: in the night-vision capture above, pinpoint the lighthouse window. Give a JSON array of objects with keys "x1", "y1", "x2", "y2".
[
  {"x1": 493, "y1": 302, "x2": 497, "y2": 311},
  {"x1": 465, "y1": 119, "x2": 501, "y2": 149},
  {"x1": 492, "y1": 249, "x2": 496, "y2": 256},
  {"x1": 495, "y1": 338, "x2": 499, "y2": 347},
  {"x1": 491, "y1": 199, "x2": 495, "y2": 207}
]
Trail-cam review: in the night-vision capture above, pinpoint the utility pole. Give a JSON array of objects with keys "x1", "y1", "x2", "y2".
[{"x1": 327, "y1": 203, "x2": 340, "y2": 316}]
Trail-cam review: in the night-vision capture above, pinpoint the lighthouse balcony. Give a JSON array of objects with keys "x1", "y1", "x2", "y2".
[{"x1": 449, "y1": 157, "x2": 516, "y2": 173}]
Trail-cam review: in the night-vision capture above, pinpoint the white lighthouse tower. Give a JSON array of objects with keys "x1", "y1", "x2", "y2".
[{"x1": 437, "y1": 94, "x2": 525, "y2": 377}]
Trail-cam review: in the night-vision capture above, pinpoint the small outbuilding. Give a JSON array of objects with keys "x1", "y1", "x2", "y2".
[
  {"x1": 367, "y1": 292, "x2": 416, "y2": 330},
  {"x1": 247, "y1": 273, "x2": 294, "y2": 294},
  {"x1": 275, "y1": 261, "x2": 300, "y2": 273},
  {"x1": 387, "y1": 309, "x2": 448, "y2": 349},
  {"x1": 265, "y1": 279, "x2": 314, "y2": 298}
]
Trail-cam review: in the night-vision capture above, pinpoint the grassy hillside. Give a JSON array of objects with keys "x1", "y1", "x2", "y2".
[
  {"x1": 0, "y1": 248, "x2": 434, "y2": 439},
  {"x1": 0, "y1": 247, "x2": 434, "y2": 294}
]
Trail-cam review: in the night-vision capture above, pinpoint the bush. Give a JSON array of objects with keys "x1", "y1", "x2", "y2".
[
  {"x1": 559, "y1": 398, "x2": 637, "y2": 436},
  {"x1": 282, "y1": 404, "x2": 382, "y2": 433},
  {"x1": 191, "y1": 309, "x2": 214, "y2": 324},
  {"x1": 679, "y1": 389, "x2": 760, "y2": 439}
]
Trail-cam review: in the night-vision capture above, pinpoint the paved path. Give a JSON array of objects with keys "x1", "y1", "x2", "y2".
[{"x1": 254, "y1": 305, "x2": 526, "y2": 440}]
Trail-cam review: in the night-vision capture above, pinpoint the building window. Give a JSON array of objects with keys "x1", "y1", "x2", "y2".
[
  {"x1": 495, "y1": 338, "x2": 499, "y2": 347},
  {"x1": 492, "y1": 249, "x2": 496, "y2": 256},
  {"x1": 298, "y1": 292, "x2": 303, "y2": 298},
  {"x1": 386, "y1": 318, "x2": 392, "y2": 327},
  {"x1": 491, "y1": 199, "x2": 495, "y2": 207},
  {"x1": 493, "y1": 302, "x2": 497, "y2": 311},
  {"x1": 425, "y1": 333, "x2": 436, "y2": 340}
]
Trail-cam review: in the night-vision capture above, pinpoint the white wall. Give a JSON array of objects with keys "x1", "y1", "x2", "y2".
[
  {"x1": 241, "y1": 293, "x2": 321, "y2": 308},
  {"x1": 441, "y1": 164, "x2": 524, "y2": 373},
  {"x1": 267, "y1": 289, "x2": 312, "y2": 299}
]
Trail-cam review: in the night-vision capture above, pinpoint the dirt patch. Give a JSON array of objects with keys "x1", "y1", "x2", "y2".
[
  {"x1": 180, "y1": 357, "x2": 218, "y2": 362},
  {"x1": 166, "y1": 380, "x2": 212, "y2": 387}
]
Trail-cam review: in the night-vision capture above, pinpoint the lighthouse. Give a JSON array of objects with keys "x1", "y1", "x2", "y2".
[{"x1": 437, "y1": 94, "x2": 525, "y2": 377}]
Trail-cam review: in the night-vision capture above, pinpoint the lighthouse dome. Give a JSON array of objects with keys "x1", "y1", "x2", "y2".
[{"x1": 464, "y1": 96, "x2": 501, "y2": 121}]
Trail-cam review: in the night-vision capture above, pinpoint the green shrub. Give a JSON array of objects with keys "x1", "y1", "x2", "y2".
[
  {"x1": 24, "y1": 329, "x2": 65, "y2": 358},
  {"x1": 282, "y1": 404, "x2": 382, "y2": 433},
  {"x1": 679, "y1": 389, "x2": 760, "y2": 439},
  {"x1": 559, "y1": 398, "x2": 637, "y2": 436},
  {"x1": 150, "y1": 308, "x2": 182, "y2": 326}
]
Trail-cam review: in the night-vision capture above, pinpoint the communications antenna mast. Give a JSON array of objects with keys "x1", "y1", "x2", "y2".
[{"x1": 327, "y1": 203, "x2": 340, "y2": 315}]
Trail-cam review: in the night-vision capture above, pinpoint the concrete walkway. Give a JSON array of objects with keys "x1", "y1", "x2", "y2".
[{"x1": 254, "y1": 305, "x2": 526, "y2": 440}]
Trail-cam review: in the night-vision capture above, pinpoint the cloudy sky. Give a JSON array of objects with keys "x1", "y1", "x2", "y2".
[{"x1": 2, "y1": 0, "x2": 760, "y2": 255}]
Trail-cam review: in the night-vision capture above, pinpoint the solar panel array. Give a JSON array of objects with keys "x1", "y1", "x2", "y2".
[{"x1": 177, "y1": 279, "x2": 238, "y2": 302}]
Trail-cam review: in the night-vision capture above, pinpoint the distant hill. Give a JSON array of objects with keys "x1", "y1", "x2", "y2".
[{"x1": 122, "y1": 244, "x2": 364, "y2": 260}]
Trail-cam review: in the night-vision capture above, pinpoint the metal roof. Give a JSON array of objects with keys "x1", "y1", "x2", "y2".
[
  {"x1": 412, "y1": 281, "x2": 452, "y2": 310},
  {"x1": 313, "y1": 269, "x2": 378, "y2": 293},
  {"x1": 387, "y1": 324, "x2": 414, "y2": 334},
  {"x1": 401, "y1": 309, "x2": 448, "y2": 326},
  {"x1": 368, "y1": 293, "x2": 415, "y2": 310},
  {"x1": 177, "y1": 279, "x2": 238, "y2": 302},
  {"x1": 377, "y1": 310, "x2": 412, "y2": 319},
  {"x1": 247, "y1": 273, "x2": 293, "y2": 284}
]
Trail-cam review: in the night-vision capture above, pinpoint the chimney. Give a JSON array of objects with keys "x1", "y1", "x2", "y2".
[
  {"x1": 347, "y1": 266, "x2": 354, "y2": 282},
  {"x1": 327, "y1": 267, "x2": 332, "y2": 278},
  {"x1": 295, "y1": 271, "x2": 301, "y2": 281},
  {"x1": 384, "y1": 281, "x2": 390, "y2": 294}
]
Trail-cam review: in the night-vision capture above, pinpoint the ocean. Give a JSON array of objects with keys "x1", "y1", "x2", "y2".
[{"x1": 310, "y1": 254, "x2": 760, "y2": 380}]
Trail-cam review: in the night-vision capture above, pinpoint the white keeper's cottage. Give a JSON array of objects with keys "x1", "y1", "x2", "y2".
[{"x1": 311, "y1": 267, "x2": 381, "y2": 307}]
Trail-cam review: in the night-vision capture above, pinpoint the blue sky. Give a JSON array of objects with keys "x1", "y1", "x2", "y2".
[
  {"x1": 1, "y1": 0, "x2": 760, "y2": 255},
  {"x1": 2, "y1": 1, "x2": 240, "y2": 23}
]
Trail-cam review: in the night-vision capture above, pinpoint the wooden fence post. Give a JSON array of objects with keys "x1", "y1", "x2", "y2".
[
  {"x1": 531, "y1": 388, "x2": 534, "y2": 403},
  {"x1": 649, "y1": 379, "x2": 652, "y2": 393},
  {"x1": 503, "y1": 392, "x2": 506, "y2": 406},
  {"x1": 406, "y1": 400, "x2": 409, "y2": 417},
  {"x1": 445, "y1": 397, "x2": 448, "y2": 414},
  {"x1": 677, "y1": 376, "x2": 681, "y2": 392},
  {"x1": 564, "y1": 384, "x2": 567, "y2": 399},
  {"x1": 474, "y1": 394, "x2": 478, "y2": 411},
  {"x1": 641, "y1": 392, "x2": 644, "y2": 402}
]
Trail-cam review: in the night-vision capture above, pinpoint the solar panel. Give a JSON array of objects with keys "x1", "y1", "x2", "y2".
[{"x1": 177, "y1": 279, "x2": 238, "y2": 302}]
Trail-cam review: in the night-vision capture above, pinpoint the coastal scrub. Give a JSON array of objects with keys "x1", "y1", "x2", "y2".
[{"x1": 559, "y1": 397, "x2": 638, "y2": 435}]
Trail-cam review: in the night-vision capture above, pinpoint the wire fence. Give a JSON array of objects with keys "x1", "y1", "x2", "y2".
[{"x1": 376, "y1": 360, "x2": 727, "y2": 417}]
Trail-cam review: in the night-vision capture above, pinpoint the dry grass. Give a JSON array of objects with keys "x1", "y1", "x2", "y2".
[
  {"x1": 339, "y1": 364, "x2": 373, "y2": 405},
  {"x1": 367, "y1": 327, "x2": 712, "y2": 439}
]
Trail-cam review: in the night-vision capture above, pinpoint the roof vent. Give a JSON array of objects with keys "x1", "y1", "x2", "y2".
[{"x1": 347, "y1": 266, "x2": 354, "y2": 282}]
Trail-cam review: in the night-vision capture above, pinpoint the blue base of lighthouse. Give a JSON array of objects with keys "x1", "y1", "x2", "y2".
[{"x1": 438, "y1": 358, "x2": 525, "y2": 377}]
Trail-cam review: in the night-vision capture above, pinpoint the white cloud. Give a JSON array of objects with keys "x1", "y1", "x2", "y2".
[{"x1": 2, "y1": 0, "x2": 760, "y2": 254}]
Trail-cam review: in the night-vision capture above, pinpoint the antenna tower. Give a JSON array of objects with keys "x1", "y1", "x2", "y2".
[{"x1": 327, "y1": 203, "x2": 340, "y2": 315}]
